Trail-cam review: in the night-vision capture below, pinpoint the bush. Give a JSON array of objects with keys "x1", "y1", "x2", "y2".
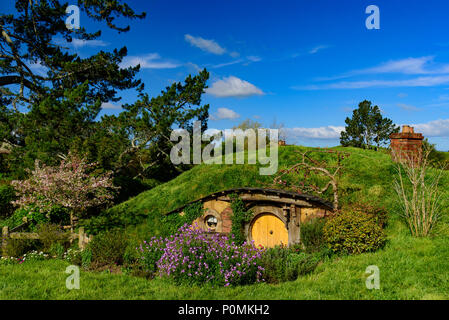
[
  {"x1": 88, "y1": 229, "x2": 129, "y2": 267},
  {"x1": 80, "y1": 203, "x2": 147, "y2": 235},
  {"x1": 344, "y1": 202, "x2": 388, "y2": 228},
  {"x1": 300, "y1": 217, "x2": 326, "y2": 253},
  {"x1": 0, "y1": 184, "x2": 15, "y2": 219},
  {"x1": 260, "y1": 246, "x2": 320, "y2": 283},
  {"x1": 3, "y1": 205, "x2": 70, "y2": 231},
  {"x1": 4, "y1": 238, "x2": 39, "y2": 258},
  {"x1": 49, "y1": 242, "x2": 65, "y2": 258},
  {"x1": 323, "y1": 211, "x2": 386, "y2": 255},
  {"x1": 138, "y1": 224, "x2": 265, "y2": 287},
  {"x1": 37, "y1": 223, "x2": 71, "y2": 252}
]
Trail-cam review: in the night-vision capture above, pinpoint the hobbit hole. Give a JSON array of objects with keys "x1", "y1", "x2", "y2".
[{"x1": 168, "y1": 187, "x2": 333, "y2": 248}]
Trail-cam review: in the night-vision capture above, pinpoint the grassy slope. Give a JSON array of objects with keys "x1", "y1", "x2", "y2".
[
  {"x1": 2, "y1": 146, "x2": 449, "y2": 299},
  {"x1": 97, "y1": 145, "x2": 449, "y2": 239}
]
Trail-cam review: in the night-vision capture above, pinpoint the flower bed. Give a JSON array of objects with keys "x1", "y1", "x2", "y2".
[{"x1": 138, "y1": 224, "x2": 265, "y2": 287}]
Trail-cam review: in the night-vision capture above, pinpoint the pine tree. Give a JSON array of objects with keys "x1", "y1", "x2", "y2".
[{"x1": 340, "y1": 100, "x2": 399, "y2": 149}]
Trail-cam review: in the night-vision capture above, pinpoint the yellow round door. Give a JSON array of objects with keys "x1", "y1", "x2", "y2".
[{"x1": 250, "y1": 213, "x2": 288, "y2": 248}]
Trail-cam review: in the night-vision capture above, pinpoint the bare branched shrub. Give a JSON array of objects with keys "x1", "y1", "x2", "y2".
[
  {"x1": 271, "y1": 149, "x2": 349, "y2": 210},
  {"x1": 392, "y1": 147, "x2": 446, "y2": 237}
]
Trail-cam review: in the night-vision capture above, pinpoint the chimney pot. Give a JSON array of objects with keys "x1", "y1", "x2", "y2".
[{"x1": 402, "y1": 125, "x2": 414, "y2": 133}]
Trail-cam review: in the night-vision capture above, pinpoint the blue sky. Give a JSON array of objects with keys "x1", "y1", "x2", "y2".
[{"x1": 7, "y1": 0, "x2": 449, "y2": 150}]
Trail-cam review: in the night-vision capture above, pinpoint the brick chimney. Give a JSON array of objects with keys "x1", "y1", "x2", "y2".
[{"x1": 390, "y1": 125, "x2": 424, "y2": 163}]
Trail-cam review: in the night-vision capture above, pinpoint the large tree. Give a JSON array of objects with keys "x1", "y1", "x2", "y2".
[
  {"x1": 0, "y1": 0, "x2": 145, "y2": 175},
  {"x1": 0, "y1": 0, "x2": 145, "y2": 110},
  {"x1": 1, "y1": 1, "x2": 211, "y2": 200},
  {"x1": 108, "y1": 69, "x2": 210, "y2": 181},
  {"x1": 340, "y1": 100, "x2": 399, "y2": 149}
]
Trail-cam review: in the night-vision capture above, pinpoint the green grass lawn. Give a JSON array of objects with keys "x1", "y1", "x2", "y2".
[{"x1": 2, "y1": 220, "x2": 449, "y2": 300}]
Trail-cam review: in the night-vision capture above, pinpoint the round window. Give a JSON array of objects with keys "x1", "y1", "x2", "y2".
[{"x1": 205, "y1": 215, "x2": 218, "y2": 230}]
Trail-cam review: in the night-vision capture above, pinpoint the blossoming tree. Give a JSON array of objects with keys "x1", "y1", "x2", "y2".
[{"x1": 11, "y1": 153, "x2": 118, "y2": 230}]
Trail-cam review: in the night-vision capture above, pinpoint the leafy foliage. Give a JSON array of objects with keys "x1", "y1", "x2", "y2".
[
  {"x1": 259, "y1": 246, "x2": 321, "y2": 283},
  {"x1": 0, "y1": 184, "x2": 15, "y2": 218},
  {"x1": 300, "y1": 217, "x2": 327, "y2": 253},
  {"x1": 161, "y1": 202, "x2": 204, "y2": 236},
  {"x1": 11, "y1": 153, "x2": 118, "y2": 227},
  {"x1": 0, "y1": 0, "x2": 145, "y2": 109},
  {"x1": 229, "y1": 195, "x2": 253, "y2": 245},
  {"x1": 37, "y1": 223, "x2": 70, "y2": 252},
  {"x1": 340, "y1": 100, "x2": 399, "y2": 149},
  {"x1": 2, "y1": 204, "x2": 69, "y2": 231},
  {"x1": 88, "y1": 229, "x2": 129, "y2": 267},
  {"x1": 3, "y1": 238, "x2": 38, "y2": 258},
  {"x1": 323, "y1": 211, "x2": 386, "y2": 254}
]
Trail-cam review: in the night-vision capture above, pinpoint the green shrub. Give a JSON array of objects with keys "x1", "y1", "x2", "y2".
[
  {"x1": 37, "y1": 223, "x2": 71, "y2": 252},
  {"x1": 49, "y1": 242, "x2": 65, "y2": 258},
  {"x1": 4, "y1": 238, "x2": 39, "y2": 258},
  {"x1": 81, "y1": 248, "x2": 92, "y2": 269},
  {"x1": 300, "y1": 217, "x2": 327, "y2": 253},
  {"x1": 0, "y1": 184, "x2": 15, "y2": 219},
  {"x1": 65, "y1": 248, "x2": 82, "y2": 265},
  {"x1": 260, "y1": 246, "x2": 320, "y2": 283},
  {"x1": 323, "y1": 211, "x2": 386, "y2": 255},
  {"x1": 88, "y1": 229, "x2": 129, "y2": 267},
  {"x1": 80, "y1": 203, "x2": 147, "y2": 235},
  {"x1": 344, "y1": 202, "x2": 388, "y2": 228},
  {"x1": 3, "y1": 206, "x2": 70, "y2": 231}
]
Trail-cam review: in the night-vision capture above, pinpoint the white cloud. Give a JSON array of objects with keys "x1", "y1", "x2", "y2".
[
  {"x1": 210, "y1": 108, "x2": 240, "y2": 120},
  {"x1": 309, "y1": 45, "x2": 329, "y2": 54},
  {"x1": 120, "y1": 53, "x2": 180, "y2": 69},
  {"x1": 71, "y1": 39, "x2": 109, "y2": 48},
  {"x1": 412, "y1": 119, "x2": 449, "y2": 137},
  {"x1": 296, "y1": 75, "x2": 449, "y2": 90},
  {"x1": 185, "y1": 62, "x2": 202, "y2": 72},
  {"x1": 359, "y1": 56, "x2": 434, "y2": 75},
  {"x1": 184, "y1": 34, "x2": 226, "y2": 55},
  {"x1": 310, "y1": 56, "x2": 449, "y2": 86},
  {"x1": 397, "y1": 103, "x2": 421, "y2": 111},
  {"x1": 101, "y1": 102, "x2": 122, "y2": 110},
  {"x1": 247, "y1": 56, "x2": 262, "y2": 62},
  {"x1": 212, "y1": 60, "x2": 244, "y2": 69},
  {"x1": 211, "y1": 56, "x2": 262, "y2": 69},
  {"x1": 207, "y1": 76, "x2": 264, "y2": 98},
  {"x1": 54, "y1": 37, "x2": 108, "y2": 48},
  {"x1": 28, "y1": 61, "x2": 48, "y2": 76},
  {"x1": 282, "y1": 118, "x2": 449, "y2": 141},
  {"x1": 285, "y1": 126, "x2": 344, "y2": 140}
]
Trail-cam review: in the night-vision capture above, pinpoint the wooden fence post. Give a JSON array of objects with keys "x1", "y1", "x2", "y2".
[
  {"x1": 2, "y1": 226, "x2": 9, "y2": 257},
  {"x1": 78, "y1": 227, "x2": 85, "y2": 250}
]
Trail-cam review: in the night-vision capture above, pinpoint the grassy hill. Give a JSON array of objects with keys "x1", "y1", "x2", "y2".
[
  {"x1": 84, "y1": 145, "x2": 449, "y2": 240},
  {"x1": 3, "y1": 145, "x2": 449, "y2": 299}
]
